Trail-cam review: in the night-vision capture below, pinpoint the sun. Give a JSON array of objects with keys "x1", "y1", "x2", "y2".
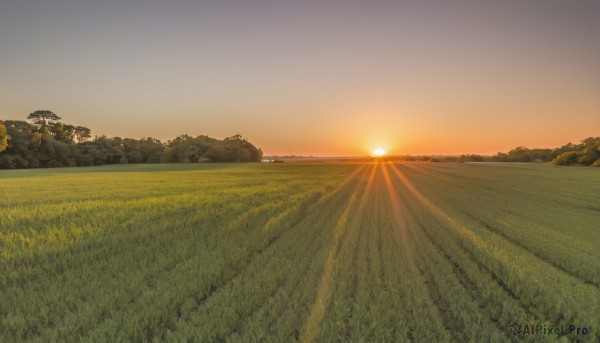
[{"x1": 373, "y1": 148, "x2": 386, "y2": 157}]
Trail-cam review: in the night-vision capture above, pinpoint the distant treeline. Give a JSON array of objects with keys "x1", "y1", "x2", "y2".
[
  {"x1": 434, "y1": 137, "x2": 600, "y2": 166},
  {"x1": 0, "y1": 110, "x2": 262, "y2": 169}
]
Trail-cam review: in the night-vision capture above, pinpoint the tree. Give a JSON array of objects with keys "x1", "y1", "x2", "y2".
[
  {"x1": 2, "y1": 113, "x2": 265, "y2": 168},
  {"x1": 2, "y1": 121, "x2": 31, "y2": 155},
  {"x1": 547, "y1": 142, "x2": 580, "y2": 162},
  {"x1": 49, "y1": 122, "x2": 67, "y2": 141},
  {"x1": 203, "y1": 144, "x2": 228, "y2": 162},
  {"x1": 74, "y1": 126, "x2": 92, "y2": 143},
  {"x1": 0, "y1": 123, "x2": 9, "y2": 152},
  {"x1": 60, "y1": 124, "x2": 77, "y2": 142},
  {"x1": 27, "y1": 110, "x2": 62, "y2": 131},
  {"x1": 167, "y1": 134, "x2": 193, "y2": 148},
  {"x1": 138, "y1": 137, "x2": 164, "y2": 163},
  {"x1": 458, "y1": 154, "x2": 484, "y2": 162},
  {"x1": 223, "y1": 134, "x2": 263, "y2": 162},
  {"x1": 506, "y1": 146, "x2": 531, "y2": 162},
  {"x1": 577, "y1": 137, "x2": 600, "y2": 166}
]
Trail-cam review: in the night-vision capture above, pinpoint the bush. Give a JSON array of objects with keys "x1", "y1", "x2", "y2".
[
  {"x1": 29, "y1": 158, "x2": 40, "y2": 168},
  {"x1": 47, "y1": 160, "x2": 63, "y2": 168},
  {"x1": 15, "y1": 155, "x2": 30, "y2": 168},
  {"x1": 592, "y1": 159, "x2": 600, "y2": 167},
  {"x1": 552, "y1": 151, "x2": 579, "y2": 166},
  {"x1": 0, "y1": 155, "x2": 17, "y2": 168}
]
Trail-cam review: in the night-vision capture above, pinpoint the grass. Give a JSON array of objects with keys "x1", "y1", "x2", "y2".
[{"x1": 1, "y1": 162, "x2": 599, "y2": 342}]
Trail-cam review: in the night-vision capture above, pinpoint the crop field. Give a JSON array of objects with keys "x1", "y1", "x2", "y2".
[{"x1": 1, "y1": 162, "x2": 599, "y2": 342}]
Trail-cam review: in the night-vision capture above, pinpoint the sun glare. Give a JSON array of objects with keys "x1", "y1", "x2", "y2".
[{"x1": 373, "y1": 148, "x2": 386, "y2": 157}]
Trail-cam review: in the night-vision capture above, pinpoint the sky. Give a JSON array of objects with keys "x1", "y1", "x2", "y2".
[{"x1": 1, "y1": 0, "x2": 599, "y2": 156}]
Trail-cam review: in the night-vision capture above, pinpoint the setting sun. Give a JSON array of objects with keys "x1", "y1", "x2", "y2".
[{"x1": 373, "y1": 148, "x2": 386, "y2": 156}]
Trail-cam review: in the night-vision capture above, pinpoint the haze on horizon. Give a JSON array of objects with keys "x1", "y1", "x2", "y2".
[{"x1": 1, "y1": 1, "x2": 599, "y2": 156}]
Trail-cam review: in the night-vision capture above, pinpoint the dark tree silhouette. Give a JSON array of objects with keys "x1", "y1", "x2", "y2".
[
  {"x1": 27, "y1": 110, "x2": 62, "y2": 131},
  {"x1": 1, "y1": 111, "x2": 263, "y2": 168},
  {"x1": 74, "y1": 126, "x2": 92, "y2": 142}
]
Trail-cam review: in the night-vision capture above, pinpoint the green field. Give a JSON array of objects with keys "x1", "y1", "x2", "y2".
[{"x1": 1, "y1": 162, "x2": 599, "y2": 342}]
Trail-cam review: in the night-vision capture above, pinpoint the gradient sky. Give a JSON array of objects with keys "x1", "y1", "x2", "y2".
[{"x1": 1, "y1": 1, "x2": 599, "y2": 156}]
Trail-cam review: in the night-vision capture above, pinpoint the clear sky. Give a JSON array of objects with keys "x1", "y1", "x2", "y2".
[{"x1": 1, "y1": 0, "x2": 599, "y2": 156}]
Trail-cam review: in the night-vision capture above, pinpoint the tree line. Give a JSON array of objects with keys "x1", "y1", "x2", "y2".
[
  {"x1": 0, "y1": 110, "x2": 263, "y2": 169},
  {"x1": 452, "y1": 137, "x2": 600, "y2": 166}
]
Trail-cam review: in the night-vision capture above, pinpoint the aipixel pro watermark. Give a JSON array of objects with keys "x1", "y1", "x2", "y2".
[{"x1": 508, "y1": 322, "x2": 592, "y2": 337}]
